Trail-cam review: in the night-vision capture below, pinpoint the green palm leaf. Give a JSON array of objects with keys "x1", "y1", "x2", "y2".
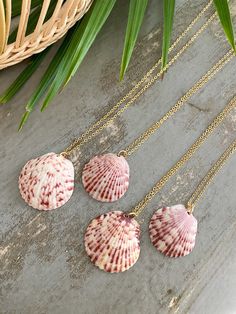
[
  {"x1": 18, "y1": 29, "x2": 74, "y2": 130},
  {"x1": 162, "y1": 0, "x2": 175, "y2": 70},
  {"x1": 41, "y1": 0, "x2": 117, "y2": 111},
  {"x1": 0, "y1": 48, "x2": 49, "y2": 105},
  {"x1": 213, "y1": 0, "x2": 235, "y2": 52},
  {"x1": 2, "y1": 0, "x2": 236, "y2": 130},
  {"x1": 120, "y1": 0, "x2": 148, "y2": 80}
]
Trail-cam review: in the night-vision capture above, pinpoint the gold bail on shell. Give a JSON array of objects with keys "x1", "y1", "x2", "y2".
[
  {"x1": 82, "y1": 153, "x2": 130, "y2": 202},
  {"x1": 149, "y1": 204, "x2": 198, "y2": 258},
  {"x1": 84, "y1": 211, "x2": 141, "y2": 273},
  {"x1": 18, "y1": 152, "x2": 74, "y2": 210}
]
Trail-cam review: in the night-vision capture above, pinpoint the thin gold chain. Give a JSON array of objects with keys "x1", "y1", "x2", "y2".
[
  {"x1": 61, "y1": 1, "x2": 214, "y2": 158},
  {"x1": 120, "y1": 49, "x2": 234, "y2": 157},
  {"x1": 187, "y1": 139, "x2": 236, "y2": 213},
  {"x1": 129, "y1": 95, "x2": 236, "y2": 217}
]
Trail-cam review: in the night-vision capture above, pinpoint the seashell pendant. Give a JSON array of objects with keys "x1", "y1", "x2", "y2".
[
  {"x1": 82, "y1": 153, "x2": 130, "y2": 202},
  {"x1": 19, "y1": 152, "x2": 74, "y2": 211},
  {"x1": 149, "y1": 204, "x2": 197, "y2": 258},
  {"x1": 84, "y1": 210, "x2": 141, "y2": 273}
]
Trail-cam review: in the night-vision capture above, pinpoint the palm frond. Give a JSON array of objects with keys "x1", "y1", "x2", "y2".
[
  {"x1": 161, "y1": 0, "x2": 175, "y2": 70},
  {"x1": 1, "y1": 0, "x2": 236, "y2": 130},
  {"x1": 0, "y1": 48, "x2": 49, "y2": 105},
  {"x1": 120, "y1": 0, "x2": 148, "y2": 80},
  {"x1": 18, "y1": 29, "x2": 74, "y2": 130},
  {"x1": 213, "y1": 0, "x2": 235, "y2": 52},
  {"x1": 40, "y1": 0, "x2": 117, "y2": 111}
]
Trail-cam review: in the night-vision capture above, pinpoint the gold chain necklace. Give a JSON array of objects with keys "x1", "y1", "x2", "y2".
[
  {"x1": 149, "y1": 139, "x2": 236, "y2": 258},
  {"x1": 84, "y1": 95, "x2": 236, "y2": 273},
  {"x1": 81, "y1": 49, "x2": 234, "y2": 203},
  {"x1": 62, "y1": 1, "x2": 215, "y2": 157},
  {"x1": 18, "y1": 1, "x2": 220, "y2": 211},
  {"x1": 130, "y1": 95, "x2": 236, "y2": 217},
  {"x1": 187, "y1": 141, "x2": 236, "y2": 212}
]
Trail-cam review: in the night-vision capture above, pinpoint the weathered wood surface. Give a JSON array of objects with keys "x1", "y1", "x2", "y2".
[{"x1": 1, "y1": 1, "x2": 236, "y2": 313}]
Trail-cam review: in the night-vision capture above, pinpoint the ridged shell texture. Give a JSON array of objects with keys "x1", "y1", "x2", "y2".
[
  {"x1": 19, "y1": 152, "x2": 74, "y2": 210},
  {"x1": 82, "y1": 153, "x2": 130, "y2": 202},
  {"x1": 149, "y1": 204, "x2": 197, "y2": 257},
  {"x1": 84, "y1": 211, "x2": 141, "y2": 272}
]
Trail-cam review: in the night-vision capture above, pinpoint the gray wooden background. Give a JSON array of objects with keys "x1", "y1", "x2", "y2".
[{"x1": 1, "y1": 0, "x2": 236, "y2": 313}]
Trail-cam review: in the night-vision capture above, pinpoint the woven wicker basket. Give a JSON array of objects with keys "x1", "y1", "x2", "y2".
[{"x1": 0, "y1": 0, "x2": 93, "y2": 69}]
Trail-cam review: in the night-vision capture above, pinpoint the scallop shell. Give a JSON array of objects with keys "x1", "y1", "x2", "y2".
[
  {"x1": 82, "y1": 153, "x2": 130, "y2": 202},
  {"x1": 84, "y1": 210, "x2": 141, "y2": 273},
  {"x1": 149, "y1": 204, "x2": 197, "y2": 257},
  {"x1": 19, "y1": 152, "x2": 74, "y2": 211}
]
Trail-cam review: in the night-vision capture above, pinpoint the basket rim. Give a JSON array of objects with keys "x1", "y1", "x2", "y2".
[{"x1": 0, "y1": 0, "x2": 93, "y2": 69}]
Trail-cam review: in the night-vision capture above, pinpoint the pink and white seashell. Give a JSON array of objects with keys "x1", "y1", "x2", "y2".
[
  {"x1": 84, "y1": 210, "x2": 141, "y2": 273},
  {"x1": 82, "y1": 153, "x2": 130, "y2": 202},
  {"x1": 149, "y1": 204, "x2": 197, "y2": 258},
  {"x1": 19, "y1": 152, "x2": 74, "y2": 211}
]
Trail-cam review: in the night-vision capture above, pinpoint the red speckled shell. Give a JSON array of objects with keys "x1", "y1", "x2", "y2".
[
  {"x1": 19, "y1": 152, "x2": 74, "y2": 210},
  {"x1": 82, "y1": 153, "x2": 129, "y2": 202},
  {"x1": 84, "y1": 211, "x2": 141, "y2": 273},
  {"x1": 149, "y1": 204, "x2": 197, "y2": 257}
]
